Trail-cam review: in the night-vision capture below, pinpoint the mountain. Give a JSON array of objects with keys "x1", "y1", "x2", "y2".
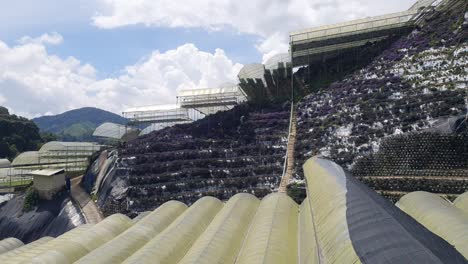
[
  {"x1": 0, "y1": 106, "x2": 43, "y2": 160},
  {"x1": 33, "y1": 107, "x2": 127, "y2": 141}
]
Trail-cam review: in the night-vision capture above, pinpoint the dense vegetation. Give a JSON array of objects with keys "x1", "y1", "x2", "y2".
[
  {"x1": 294, "y1": 2, "x2": 467, "y2": 178},
  {"x1": 33, "y1": 107, "x2": 127, "y2": 141},
  {"x1": 94, "y1": 103, "x2": 290, "y2": 216},
  {"x1": 0, "y1": 106, "x2": 43, "y2": 160},
  {"x1": 293, "y1": 2, "x2": 467, "y2": 203}
]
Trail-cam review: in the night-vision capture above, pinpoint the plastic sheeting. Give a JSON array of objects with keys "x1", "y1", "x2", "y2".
[
  {"x1": 290, "y1": 9, "x2": 418, "y2": 43},
  {"x1": 264, "y1": 53, "x2": 291, "y2": 70},
  {"x1": 303, "y1": 157, "x2": 360, "y2": 263},
  {"x1": 131, "y1": 211, "x2": 152, "y2": 223},
  {"x1": 0, "y1": 236, "x2": 52, "y2": 260},
  {"x1": 454, "y1": 192, "x2": 468, "y2": 216},
  {"x1": 235, "y1": 193, "x2": 298, "y2": 264},
  {"x1": 11, "y1": 151, "x2": 40, "y2": 166},
  {"x1": 179, "y1": 193, "x2": 260, "y2": 264},
  {"x1": 35, "y1": 214, "x2": 131, "y2": 263},
  {"x1": 238, "y1": 64, "x2": 266, "y2": 80},
  {"x1": 0, "y1": 159, "x2": 11, "y2": 168},
  {"x1": 3, "y1": 214, "x2": 133, "y2": 264},
  {"x1": 75, "y1": 201, "x2": 187, "y2": 264},
  {"x1": 397, "y1": 191, "x2": 468, "y2": 258},
  {"x1": 123, "y1": 196, "x2": 223, "y2": 264},
  {"x1": 0, "y1": 237, "x2": 23, "y2": 254},
  {"x1": 1, "y1": 224, "x2": 93, "y2": 264},
  {"x1": 299, "y1": 199, "x2": 319, "y2": 264},
  {"x1": 39, "y1": 141, "x2": 101, "y2": 152},
  {"x1": 177, "y1": 86, "x2": 243, "y2": 97},
  {"x1": 93, "y1": 122, "x2": 135, "y2": 139},
  {"x1": 303, "y1": 156, "x2": 467, "y2": 264}
]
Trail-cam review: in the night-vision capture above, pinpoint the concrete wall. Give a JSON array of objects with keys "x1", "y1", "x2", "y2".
[{"x1": 33, "y1": 173, "x2": 66, "y2": 200}]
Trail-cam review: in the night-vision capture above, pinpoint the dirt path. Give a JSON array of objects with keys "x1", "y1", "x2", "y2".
[
  {"x1": 279, "y1": 110, "x2": 297, "y2": 193},
  {"x1": 70, "y1": 177, "x2": 103, "y2": 224}
]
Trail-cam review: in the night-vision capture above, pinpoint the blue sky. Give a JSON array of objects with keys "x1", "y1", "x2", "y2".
[
  {"x1": 0, "y1": 0, "x2": 261, "y2": 78},
  {"x1": 0, "y1": 0, "x2": 416, "y2": 117}
]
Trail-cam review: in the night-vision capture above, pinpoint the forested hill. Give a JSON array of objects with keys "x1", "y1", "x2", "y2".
[
  {"x1": 0, "y1": 106, "x2": 43, "y2": 160},
  {"x1": 33, "y1": 107, "x2": 127, "y2": 141}
]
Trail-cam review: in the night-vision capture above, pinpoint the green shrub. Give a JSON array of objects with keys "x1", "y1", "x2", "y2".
[
  {"x1": 287, "y1": 182, "x2": 307, "y2": 204},
  {"x1": 23, "y1": 187, "x2": 40, "y2": 212}
]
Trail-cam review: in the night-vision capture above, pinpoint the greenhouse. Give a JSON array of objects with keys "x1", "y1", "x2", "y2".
[
  {"x1": 0, "y1": 159, "x2": 11, "y2": 168},
  {"x1": 264, "y1": 53, "x2": 291, "y2": 71},
  {"x1": 177, "y1": 85, "x2": 247, "y2": 116},
  {"x1": 93, "y1": 122, "x2": 139, "y2": 140},
  {"x1": 3, "y1": 157, "x2": 467, "y2": 263},
  {"x1": 289, "y1": 0, "x2": 439, "y2": 66},
  {"x1": 397, "y1": 191, "x2": 468, "y2": 257},
  {"x1": 454, "y1": 192, "x2": 468, "y2": 216},
  {"x1": 7, "y1": 142, "x2": 102, "y2": 177},
  {"x1": 39, "y1": 141, "x2": 101, "y2": 155},
  {"x1": 123, "y1": 104, "x2": 192, "y2": 125},
  {"x1": 238, "y1": 61, "x2": 294, "y2": 103},
  {"x1": 0, "y1": 238, "x2": 23, "y2": 254}
]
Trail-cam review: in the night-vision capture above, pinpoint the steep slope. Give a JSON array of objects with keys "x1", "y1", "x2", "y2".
[
  {"x1": 33, "y1": 107, "x2": 127, "y2": 141},
  {"x1": 0, "y1": 106, "x2": 42, "y2": 160},
  {"x1": 0, "y1": 192, "x2": 85, "y2": 243},
  {"x1": 86, "y1": 103, "x2": 290, "y2": 216},
  {"x1": 295, "y1": 2, "x2": 467, "y2": 176}
]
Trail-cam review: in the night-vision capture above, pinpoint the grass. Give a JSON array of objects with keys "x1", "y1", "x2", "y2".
[{"x1": 0, "y1": 179, "x2": 32, "y2": 187}]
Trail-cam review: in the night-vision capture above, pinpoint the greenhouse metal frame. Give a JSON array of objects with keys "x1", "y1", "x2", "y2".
[{"x1": 176, "y1": 86, "x2": 247, "y2": 116}]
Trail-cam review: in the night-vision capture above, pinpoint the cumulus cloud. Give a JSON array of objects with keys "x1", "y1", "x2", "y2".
[
  {"x1": 92, "y1": 0, "x2": 416, "y2": 61},
  {"x1": 0, "y1": 35, "x2": 242, "y2": 118},
  {"x1": 18, "y1": 32, "x2": 64, "y2": 45}
]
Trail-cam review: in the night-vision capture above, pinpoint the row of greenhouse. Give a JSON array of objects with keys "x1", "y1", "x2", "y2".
[
  {"x1": 0, "y1": 141, "x2": 103, "y2": 184},
  {"x1": 1, "y1": 157, "x2": 467, "y2": 263}
]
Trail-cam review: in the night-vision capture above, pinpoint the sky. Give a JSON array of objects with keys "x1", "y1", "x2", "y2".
[{"x1": 0, "y1": 0, "x2": 417, "y2": 118}]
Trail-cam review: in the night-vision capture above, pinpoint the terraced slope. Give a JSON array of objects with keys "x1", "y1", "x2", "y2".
[
  {"x1": 294, "y1": 1, "x2": 467, "y2": 182},
  {"x1": 93, "y1": 103, "x2": 290, "y2": 216}
]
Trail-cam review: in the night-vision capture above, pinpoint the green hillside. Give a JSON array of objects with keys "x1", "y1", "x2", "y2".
[
  {"x1": 0, "y1": 106, "x2": 43, "y2": 160},
  {"x1": 33, "y1": 107, "x2": 127, "y2": 141}
]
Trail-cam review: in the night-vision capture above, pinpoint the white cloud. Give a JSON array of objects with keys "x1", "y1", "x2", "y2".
[
  {"x1": 0, "y1": 35, "x2": 242, "y2": 118},
  {"x1": 92, "y1": 0, "x2": 416, "y2": 61},
  {"x1": 18, "y1": 32, "x2": 64, "y2": 45}
]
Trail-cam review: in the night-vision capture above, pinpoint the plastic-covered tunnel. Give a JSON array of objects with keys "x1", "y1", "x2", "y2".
[{"x1": 1, "y1": 157, "x2": 467, "y2": 263}]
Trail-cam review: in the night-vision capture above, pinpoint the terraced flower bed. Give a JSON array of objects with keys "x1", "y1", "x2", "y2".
[{"x1": 100, "y1": 103, "x2": 290, "y2": 216}]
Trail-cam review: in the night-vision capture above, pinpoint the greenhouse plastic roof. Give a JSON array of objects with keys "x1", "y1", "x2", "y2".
[
  {"x1": 289, "y1": 0, "x2": 438, "y2": 43},
  {"x1": 397, "y1": 191, "x2": 468, "y2": 258},
  {"x1": 264, "y1": 53, "x2": 291, "y2": 70},
  {"x1": 93, "y1": 122, "x2": 136, "y2": 139},
  {"x1": 0, "y1": 159, "x2": 11, "y2": 168},
  {"x1": 2, "y1": 157, "x2": 467, "y2": 263},
  {"x1": 11, "y1": 151, "x2": 40, "y2": 166},
  {"x1": 123, "y1": 104, "x2": 180, "y2": 113},
  {"x1": 177, "y1": 86, "x2": 244, "y2": 97},
  {"x1": 454, "y1": 192, "x2": 468, "y2": 216},
  {"x1": 238, "y1": 63, "x2": 265, "y2": 80},
  {"x1": 40, "y1": 141, "x2": 100, "y2": 152},
  {"x1": 27, "y1": 169, "x2": 65, "y2": 177}
]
